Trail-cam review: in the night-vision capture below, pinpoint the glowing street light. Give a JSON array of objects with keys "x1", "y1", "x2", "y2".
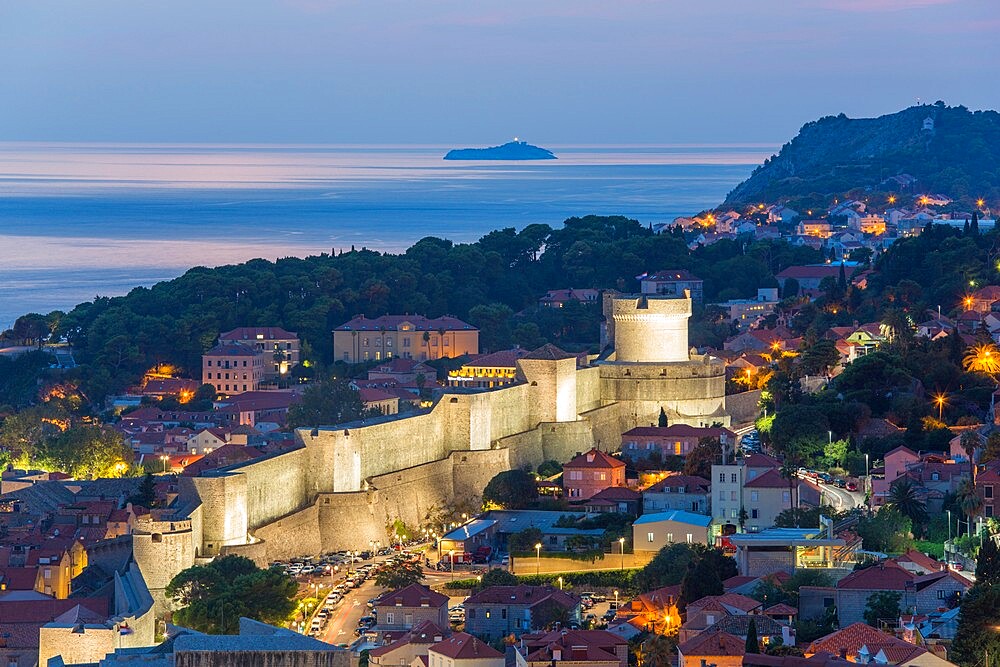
[
  {"x1": 159, "y1": 455, "x2": 169, "y2": 473},
  {"x1": 888, "y1": 195, "x2": 896, "y2": 205},
  {"x1": 933, "y1": 393, "x2": 947, "y2": 421},
  {"x1": 619, "y1": 537, "x2": 626, "y2": 570},
  {"x1": 557, "y1": 576, "x2": 564, "y2": 590},
  {"x1": 978, "y1": 198, "x2": 986, "y2": 209},
  {"x1": 535, "y1": 543, "x2": 542, "y2": 576}
]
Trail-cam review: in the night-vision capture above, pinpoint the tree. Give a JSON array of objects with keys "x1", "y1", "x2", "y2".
[
  {"x1": 887, "y1": 478, "x2": 929, "y2": 527},
  {"x1": 37, "y1": 424, "x2": 133, "y2": 479},
  {"x1": 683, "y1": 438, "x2": 722, "y2": 479},
  {"x1": 745, "y1": 617, "x2": 760, "y2": 653},
  {"x1": 960, "y1": 430, "x2": 980, "y2": 482},
  {"x1": 374, "y1": 559, "x2": 425, "y2": 589},
  {"x1": 955, "y1": 479, "x2": 984, "y2": 531},
  {"x1": 858, "y1": 506, "x2": 913, "y2": 553},
  {"x1": 680, "y1": 554, "x2": 723, "y2": 608},
  {"x1": 480, "y1": 568, "x2": 518, "y2": 587},
  {"x1": 963, "y1": 343, "x2": 1000, "y2": 377},
  {"x1": 635, "y1": 543, "x2": 700, "y2": 591},
  {"x1": 128, "y1": 472, "x2": 157, "y2": 508},
  {"x1": 951, "y1": 583, "x2": 1000, "y2": 667},
  {"x1": 658, "y1": 407, "x2": 668, "y2": 427},
  {"x1": 287, "y1": 378, "x2": 373, "y2": 429},
  {"x1": 482, "y1": 469, "x2": 538, "y2": 509},
  {"x1": 863, "y1": 590, "x2": 901, "y2": 628},
  {"x1": 509, "y1": 527, "x2": 544, "y2": 553},
  {"x1": 537, "y1": 460, "x2": 563, "y2": 478},
  {"x1": 165, "y1": 555, "x2": 296, "y2": 634},
  {"x1": 975, "y1": 536, "x2": 1000, "y2": 586}
]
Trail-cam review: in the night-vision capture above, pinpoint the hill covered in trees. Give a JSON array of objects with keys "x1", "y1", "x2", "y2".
[
  {"x1": 724, "y1": 102, "x2": 1000, "y2": 211},
  {"x1": 5, "y1": 217, "x2": 820, "y2": 402}
]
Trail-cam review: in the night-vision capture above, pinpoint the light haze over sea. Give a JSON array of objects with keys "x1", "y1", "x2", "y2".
[{"x1": 0, "y1": 143, "x2": 775, "y2": 329}]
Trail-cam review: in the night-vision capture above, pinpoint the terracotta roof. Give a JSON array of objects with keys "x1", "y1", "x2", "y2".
[
  {"x1": 836, "y1": 561, "x2": 914, "y2": 591},
  {"x1": 912, "y1": 569, "x2": 972, "y2": 591},
  {"x1": 807, "y1": 622, "x2": 926, "y2": 663},
  {"x1": 744, "y1": 469, "x2": 795, "y2": 489},
  {"x1": 368, "y1": 620, "x2": 447, "y2": 658},
  {"x1": 463, "y1": 349, "x2": 530, "y2": 369},
  {"x1": 722, "y1": 575, "x2": 758, "y2": 591},
  {"x1": 564, "y1": 449, "x2": 626, "y2": 470},
  {"x1": 678, "y1": 630, "x2": 746, "y2": 657},
  {"x1": 204, "y1": 342, "x2": 261, "y2": 357},
  {"x1": 587, "y1": 486, "x2": 641, "y2": 501},
  {"x1": 219, "y1": 326, "x2": 298, "y2": 340},
  {"x1": 645, "y1": 475, "x2": 711, "y2": 494},
  {"x1": 373, "y1": 583, "x2": 448, "y2": 609},
  {"x1": 883, "y1": 445, "x2": 918, "y2": 459},
  {"x1": 465, "y1": 585, "x2": 578, "y2": 609},
  {"x1": 522, "y1": 344, "x2": 577, "y2": 361},
  {"x1": 744, "y1": 452, "x2": 782, "y2": 468},
  {"x1": 708, "y1": 614, "x2": 787, "y2": 637},
  {"x1": 520, "y1": 629, "x2": 626, "y2": 665},
  {"x1": 358, "y1": 388, "x2": 399, "y2": 403},
  {"x1": 181, "y1": 444, "x2": 265, "y2": 477},
  {"x1": 895, "y1": 549, "x2": 944, "y2": 573},
  {"x1": 430, "y1": 632, "x2": 503, "y2": 660},
  {"x1": 688, "y1": 593, "x2": 762, "y2": 615},
  {"x1": 1, "y1": 567, "x2": 38, "y2": 590},
  {"x1": 764, "y1": 603, "x2": 798, "y2": 616},
  {"x1": 335, "y1": 315, "x2": 476, "y2": 332}
]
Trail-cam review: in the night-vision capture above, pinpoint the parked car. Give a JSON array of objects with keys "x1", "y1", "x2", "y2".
[
  {"x1": 846, "y1": 481, "x2": 858, "y2": 491},
  {"x1": 834, "y1": 478, "x2": 847, "y2": 488}
]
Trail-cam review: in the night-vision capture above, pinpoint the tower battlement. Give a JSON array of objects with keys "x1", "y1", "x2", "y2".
[{"x1": 605, "y1": 292, "x2": 692, "y2": 363}]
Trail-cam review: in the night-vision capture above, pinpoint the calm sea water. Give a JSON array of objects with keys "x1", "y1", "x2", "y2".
[{"x1": 0, "y1": 143, "x2": 775, "y2": 328}]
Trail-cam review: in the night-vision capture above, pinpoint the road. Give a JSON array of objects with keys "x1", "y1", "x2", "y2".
[{"x1": 807, "y1": 478, "x2": 866, "y2": 511}]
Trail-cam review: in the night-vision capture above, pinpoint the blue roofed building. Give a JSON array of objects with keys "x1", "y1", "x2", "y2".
[{"x1": 632, "y1": 510, "x2": 713, "y2": 553}]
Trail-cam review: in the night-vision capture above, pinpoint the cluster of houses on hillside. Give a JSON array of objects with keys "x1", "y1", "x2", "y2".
[{"x1": 662, "y1": 195, "x2": 994, "y2": 261}]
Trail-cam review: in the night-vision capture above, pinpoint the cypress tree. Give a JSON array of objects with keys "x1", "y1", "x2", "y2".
[
  {"x1": 964, "y1": 219, "x2": 971, "y2": 235},
  {"x1": 976, "y1": 535, "x2": 1000, "y2": 586},
  {"x1": 838, "y1": 262, "x2": 848, "y2": 290},
  {"x1": 658, "y1": 407, "x2": 668, "y2": 427},
  {"x1": 745, "y1": 617, "x2": 760, "y2": 654},
  {"x1": 971, "y1": 211, "x2": 980, "y2": 236}
]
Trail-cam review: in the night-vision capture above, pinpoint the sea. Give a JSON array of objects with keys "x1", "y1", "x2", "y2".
[{"x1": 0, "y1": 143, "x2": 776, "y2": 329}]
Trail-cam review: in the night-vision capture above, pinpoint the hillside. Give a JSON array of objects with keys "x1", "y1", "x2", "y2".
[{"x1": 724, "y1": 103, "x2": 1000, "y2": 209}]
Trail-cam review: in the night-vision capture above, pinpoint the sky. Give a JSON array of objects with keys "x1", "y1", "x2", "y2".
[{"x1": 1, "y1": 0, "x2": 998, "y2": 145}]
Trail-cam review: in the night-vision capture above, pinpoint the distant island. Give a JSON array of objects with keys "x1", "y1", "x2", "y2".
[{"x1": 444, "y1": 140, "x2": 556, "y2": 160}]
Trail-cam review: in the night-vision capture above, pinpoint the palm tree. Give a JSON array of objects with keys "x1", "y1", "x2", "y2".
[
  {"x1": 960, "y1": 430, "x2": 980, "y2": 483},
  {"x1": 887, "y1": 478, "x2": 929, "y2": 527},
  {"x1": 963, "y1": 343, "x2": 1000, "y2": 376},
  {"x1": 955, "y1": 478, "x2": 984, "y2": 534},
  {"x1": 642, "y1": 635, "x2": 675, "y2": 667}
]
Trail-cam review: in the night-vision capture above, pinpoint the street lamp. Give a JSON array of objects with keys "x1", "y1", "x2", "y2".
[
  {"x1": 618, "y1": 537, "x2": 626, "y2": 570},
  {"x1": 865, "y1": 453, "x2": 869, "y2": 478},
  {"x1": 535, "y1": 543, "x2": 542, "y2": 576},
  {"x1": 449, "y1": 549, "x2": 455, "y2": 581},
  {"x1": 934, "y1": 393, "x2": 947, "y2": 421},
  {"x1": 557, "y1": 576, "x2": 563, "y2": 590},
  {"x1": 947, "y1": 510, "x2": 952, "y2": 541},
  {"x1": 613, "y1": 590, "x2": 619, "y2": 611},
  {"x1": 160, "y1": 455, "x2": 168, "y2": 473}
]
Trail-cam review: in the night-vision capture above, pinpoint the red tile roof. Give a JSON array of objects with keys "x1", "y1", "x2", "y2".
[
  {"x1": 219, "y1": 326, "x2": 298, "y2": 340},
  {"x1": 335, "y1": 315, "x2": 476, "y2": 332},
  {"x1": 678, "y1": 630, "x2": 746, "y2": 657},
  {"x1": 367, "y1": 620, "x2": 447, "y2": 658},
  {"x1": 465, "y1": 585, "x2": 578, "y2": 609},
  {"x1": 564, "y1": 449, "x2": 626, "y2": 470},
  {"x1": 373, "y1": 583, "x2": 448, "y2": 609},
  {"x1": 744, "y1": 469, "x2": 795, "y2": 489},
  {"x1": 688, "y1": 593, "x2": 762, "y2": 615},
  {"x1": 764, "y1": 603, "x2": 798, "y2": 616},
  {"x1": 807, "y1": 622, "x2": 926, "y2": 663},
  {"x1": 587, "y1": 486, "x2": 641, "y2": 501},
  {"x1": 358, "y1": 388, "x2": 399, "y2": 403},
  {"x1": 744, "y1": 452, "x2": 782, "y2": 468},
  {"x1": 204, "y1": 342, "x2": 261, "y2": 357},
  {"x1": 895, "y1": 549, "x2": 945, "y2": 573},
  {"x1": 645, "y1": 475, "x2": 711, "y2": 494},
  {"x1": 430, "y1": 632, "x2": 503, "y2": 660},
  {"x1": 836, "y1": 561, "x2": 914, "y2": 591},
  {"x1": 181, "y1": 444, "x2": 265, "y2": 477},
  {"x1": 463, "y1": 349, "x2": 530, "y2": 369}
]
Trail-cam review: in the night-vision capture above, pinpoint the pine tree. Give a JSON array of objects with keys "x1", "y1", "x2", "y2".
[
  {"x1": 680, "y1": 555, "x2": 723, "y2": 609},
  {"x1": 745, "y1": 617, "x2": 760, "y2": 653},
  {"x1": 658, "y1": 407, "x2": 668, "y2": 428}
]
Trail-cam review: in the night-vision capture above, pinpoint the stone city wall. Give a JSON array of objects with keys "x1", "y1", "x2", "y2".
[{"x1": 726, "y1": 389, "x2": 762, "y2": 425}]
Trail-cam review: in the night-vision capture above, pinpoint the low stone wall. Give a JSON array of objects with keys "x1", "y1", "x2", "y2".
[
  {"x1": 726, "y1": 389, "x2": 762, "y2": 425},
  {"x1": 510, "y1": 551, "x2": 654, "y2": 575}
]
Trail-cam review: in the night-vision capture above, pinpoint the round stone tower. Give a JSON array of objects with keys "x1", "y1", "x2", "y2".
[{"x1": 610, "y1": 294, "x2": 691, "y2": 362}]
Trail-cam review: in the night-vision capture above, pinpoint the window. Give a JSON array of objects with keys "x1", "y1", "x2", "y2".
[
  {"x1": 385, "y1": 612, "x2": 394, "y2": 624},
  {"x1": 403, "y1": 338, "x2": 410, "y2": 347},
  {"x1": 363, "y1": 338, "x2": 369, "y2": 346},
  {"x1": 731, "y1": 473, "x2": 737, "y2": 483},
  {"x1": 782, "y1": 491, "x2": 791, "y2": 502},
  {"x1": 751, "y1": 509, "x2": 759, "y2": 519},
  {"x1": 599, "y1": 472, "x2": 606, "y2": 481},
  {"x1": 404, "y1": 613, "x2": 413, "y2": 625},
  {"x1": 750, "y1": 491, "x2": 759, "y2": 502},
  {"x1": 986, "y1": 486, "x2": 994, "y2": 499},
  {"x1": 686, "y1": 533, "x2": 693, "y2": 543},
  {"x1": 647, "y1": 532, "x2": 655, "y2": 543},
  {"x1": 730, "y1": 509, "x2": 738, "y2": 518},
  {"x1": 666, "y1": 532, "x2": 674, "y2": 543},
  {"x1": 485, "y1": 610, "x2": 491, "y2": 619},
  {"x1": 207, "y1": 360, "x2": 212, "y2": 366},
  {"x1": 987, "y1": 505, "x2": 994, "y2": 517},
  {"x1": 468, "y1": 609, "x2": 476, "y2": 619},
  {"x1": 937, "y1": 590, "x2": 949, "y2": 599},
  {"x1": 343, "y1": 352, "x2": 349, "y2": 360},
  {"x1": 501, "y1": 609, "x2": 507, "y2": 619},
  {"x1": 730, "y1": 491, "x2": 737, "y2": 501},
  {"x1": 718, "y1": 473, "x2": 725, "y2": 483},
  {"x1": 719, "y1": 490, "x2": 725, "y2": 500}
]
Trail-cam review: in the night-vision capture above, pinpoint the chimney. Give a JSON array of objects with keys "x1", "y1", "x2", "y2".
[
  {"x1": 839, "y1": 649, "x2": 848, "y2": 659},
  {"x1": 552, "y1": 648, "x2": 562, "y2": 661}
]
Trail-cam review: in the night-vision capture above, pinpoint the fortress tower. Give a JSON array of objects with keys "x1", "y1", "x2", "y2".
[{"x1": 607, "y1": 293, "x2": 691, "y2": 362}]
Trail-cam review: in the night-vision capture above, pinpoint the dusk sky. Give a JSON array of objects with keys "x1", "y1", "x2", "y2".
[{"x1": 2, "y1": 0, "x2": 998, "y2": 144}]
